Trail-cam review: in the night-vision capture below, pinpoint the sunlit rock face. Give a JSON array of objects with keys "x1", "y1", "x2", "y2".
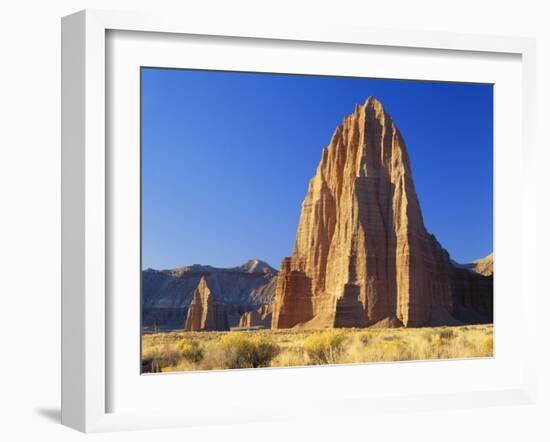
[{"x1": 272, "y1": 97, "x2": 491, "y2": 329}]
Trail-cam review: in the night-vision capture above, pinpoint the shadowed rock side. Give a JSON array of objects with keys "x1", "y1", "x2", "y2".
[
  {"x1": 184, "y1": 277, "x2": 229, "y2": 331},
  {"x1": 238, "y1": 305, "x2": 273, "y2": 328},
  {"x1": 451, "y1": 255, "x2": 493, "y2": 324},
  {"x1": 142, "y1": 260, "x2": 277, "y2": 330},
  {"x1": 272, "y1": 97, "x2": 492, "y2": 329}
]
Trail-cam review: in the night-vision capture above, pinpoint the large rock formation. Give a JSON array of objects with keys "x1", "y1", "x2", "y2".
[
  {"x1": 184, "y1": 277, "x2": 229, "y2": 331},
  {"x1": 272, "y1": 97, "x2": 491, "y2": 329},
  {"x1": 142, "y1": 259, "x2": 276, "y2": 330}
]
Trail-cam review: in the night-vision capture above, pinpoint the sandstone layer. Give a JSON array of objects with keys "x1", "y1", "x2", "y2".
[
  {"x1": 184, "y1": 277, "x2": 229, "y2": 331},
  {"x1": 272, "y1": 97, "x2": 492, "y2": 329}
]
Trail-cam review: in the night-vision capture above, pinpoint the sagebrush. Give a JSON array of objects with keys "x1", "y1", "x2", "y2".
[{"x1": 142, "y1": 324, "x2": 493, "y2": 373}]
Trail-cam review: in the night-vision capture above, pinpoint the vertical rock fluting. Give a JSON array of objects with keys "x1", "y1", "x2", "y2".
[
  {"x1": 272, "y1": 97, "x2": 457, "y2": 329},
  {"x1": 184, "y1": 277, "x2": 229, "y2": 331},
  {"x1": 271, "y1": 258, "x2": 313, "y2": 328}
]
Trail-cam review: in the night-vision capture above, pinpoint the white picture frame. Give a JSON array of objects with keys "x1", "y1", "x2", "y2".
[{"x1": 61, "y1": 9, "x2": 537, "y2": 433}]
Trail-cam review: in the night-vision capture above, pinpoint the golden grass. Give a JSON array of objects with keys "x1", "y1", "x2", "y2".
[{"x1": 141, "y1": 324, "x2": 493, "y2": 373}]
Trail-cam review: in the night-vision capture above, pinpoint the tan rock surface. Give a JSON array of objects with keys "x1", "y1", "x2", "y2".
[
  {"x1": 472, "y1": 253, "x2": 493, "y2": 276},
  {"x1": 272, "y1": 97, "x2": 458, "y2": 328},
  {"x1": 184, "y1": 277, "x2": 229, "y2": 331}
]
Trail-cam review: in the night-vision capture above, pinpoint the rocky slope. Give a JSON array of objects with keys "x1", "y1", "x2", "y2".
[
  {"x1": 272, "y1": 97, "x2": 492, "y2": 329},
  {"x1": 142, "y1": 260, "x2": 277, "y2": 330},
  {"x1": 452, "y1": 253, "x2": 493, "y2": 276},
  {"x1": 472, "y1": 253, "x2": 493, "y2": 276}
]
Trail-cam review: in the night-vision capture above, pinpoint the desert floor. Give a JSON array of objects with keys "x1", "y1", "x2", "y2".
[{"x1": 141, "y1": 324, "x2": 493, "y2": 373}]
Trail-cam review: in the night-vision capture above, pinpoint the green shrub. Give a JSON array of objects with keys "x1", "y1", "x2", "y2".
[
  {"x1": 304, "y1": 330, "x2": 346, "y2": 364},
  {"x1": 382, "y1": 334, "x2": 399, "y2": 341},
  {"x1": 177, "y1": 339, "x2": 204, "y2": 363},
  {"x1": 141, "y1": 338, "x2": 181, "y2": 373},
  {"x1": 218, "y1": 333, "x2": 279, "y2": 369},
  {"x1": 359, "y1": 332, "x2": 372, "y2": 345}
]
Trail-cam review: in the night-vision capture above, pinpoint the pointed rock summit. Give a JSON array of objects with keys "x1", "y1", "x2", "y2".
[
  {"x1": 237, "y1": 259, "x2": 277, "y2": 274},
  {"x1": 184, "y1": 277, "x2": 229, "y2": 331},
  {"x1": 272, "y1": 97, "x2": 468, "y2": 328}
]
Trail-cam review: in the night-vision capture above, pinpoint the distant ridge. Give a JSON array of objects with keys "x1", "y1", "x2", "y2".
[
  {"x1": 153, "y1": 259, "x2": 277, "y2": 278},
  {"x1": 142, "y1": 259, "x2": 277, "y2": 330},
  {"x1": 451, "y1": 253, "x2": 493, "y2": 276},
  {"x1": 235, "y1": 259, "x2": 277, "y2": 274}
]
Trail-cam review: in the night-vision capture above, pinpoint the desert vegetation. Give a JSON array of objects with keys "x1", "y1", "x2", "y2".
[{"x1": 141, "y1": 324, "x2": 493, "y2": 373}]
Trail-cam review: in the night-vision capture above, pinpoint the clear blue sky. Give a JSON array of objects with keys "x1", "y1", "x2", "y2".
[{"x1": 141, "y1": 68, "x2": 493, "y2": 270}]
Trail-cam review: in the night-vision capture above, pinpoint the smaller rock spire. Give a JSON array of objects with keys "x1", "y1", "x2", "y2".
[{"x1": 184, "y1": 277, "x2": 229, "y2": 331}]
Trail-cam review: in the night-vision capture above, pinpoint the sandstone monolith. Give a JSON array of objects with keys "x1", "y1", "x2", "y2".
[
  {"x1": 184, "y1": 277, "x2": 229, "y2": 331},
  {"x1": 272, "y1": 97, "x2": 459, "y2": 328}
]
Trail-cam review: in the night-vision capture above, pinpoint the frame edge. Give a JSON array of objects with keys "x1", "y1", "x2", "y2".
[
  {"x1": 61, "y1": 7, "x2": 538, "y2": 432},
  {"x1": 61, "y1": 9, "x2": 87, "y2": 432},
  {"x1": 61, "y1": 9, "x2": 108, "y2": 433}
]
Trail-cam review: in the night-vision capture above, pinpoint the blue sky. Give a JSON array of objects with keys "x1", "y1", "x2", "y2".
[{"x1": 141, "y1": 68, "x2": 493, "y2": 270}]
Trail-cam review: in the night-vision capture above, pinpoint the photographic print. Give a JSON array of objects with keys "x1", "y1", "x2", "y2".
[{"x1": 140, "y1": 68, "x2": 493, "y2": 373}]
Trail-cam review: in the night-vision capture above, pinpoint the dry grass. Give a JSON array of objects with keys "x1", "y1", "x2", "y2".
[{"x1": 141, "y1": 324, "x2": 493, "y2": 373}]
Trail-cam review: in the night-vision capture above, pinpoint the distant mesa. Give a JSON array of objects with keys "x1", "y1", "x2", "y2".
[
  {"x1": 271, "y1": 96, "x2": 493, "y2": 329},
  {"x1": 142, "y1": 260, "x2": 277, "y2": 330}
]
